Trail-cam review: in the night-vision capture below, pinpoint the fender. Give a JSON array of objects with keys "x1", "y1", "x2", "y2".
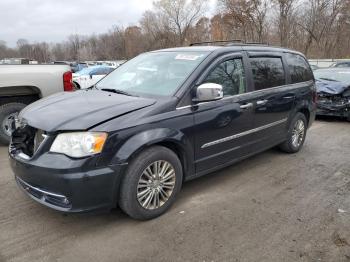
[
  {"x1": 288, "y1": 86, "x2": 315, "y2": 127},
  {"x1": 110, "y1": 128, "x2": 195, "y2": 178}
]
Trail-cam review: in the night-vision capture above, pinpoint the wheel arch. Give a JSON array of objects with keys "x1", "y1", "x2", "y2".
[
  {"x1": 292, "y1": 99, "x2": 313, "y2": 127},
  {"x1": 0, "y1": 85, "x2": 42, "y2": 97},
  {"x1": 298, "y1": 107, "x2": 310, "y2": 125},
  {"x1": 0, "y1": 86, "x2": 41, "y2": 106},
  {"x1": 111, "y1": 128, "x2": 195, "y2": 180}
]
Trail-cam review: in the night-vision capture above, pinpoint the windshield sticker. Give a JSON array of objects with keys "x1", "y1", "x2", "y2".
[
  {"x1": 175, "y1": 54, "x2": 203, "y2": 61},
  {"x1": 338, "y1": 71, "x2": 350, "y2": 74}
]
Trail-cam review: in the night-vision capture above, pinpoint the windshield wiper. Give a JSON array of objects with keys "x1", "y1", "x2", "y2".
[
  {"x1": 100, "y1": 88, "x2": 136, "y2": 97},
  {"x1": 319, "y1": 77, "x2": 339, "y2": 82}
]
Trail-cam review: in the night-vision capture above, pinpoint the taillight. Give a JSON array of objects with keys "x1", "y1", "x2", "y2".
[{"x1": 63, "y1": 71, "x2": 74, "y2": 92}]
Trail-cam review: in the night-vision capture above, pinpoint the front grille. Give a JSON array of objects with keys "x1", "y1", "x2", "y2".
[{"x1": 10, "y1": 125, "x2": 46, "y2": 158}]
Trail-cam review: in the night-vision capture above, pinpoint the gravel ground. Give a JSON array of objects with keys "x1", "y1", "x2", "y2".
[{"x1": 0, "y1": 120, "x2": 349, "y2": 262}]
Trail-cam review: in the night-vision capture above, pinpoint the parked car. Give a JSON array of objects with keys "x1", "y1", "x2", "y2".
[
  {"x1": 310, "y1": 64, "x2": 319, "y2": 71},
  {"x1": 0, "y1": 64, "x2": 73, "y2": 144},
  {"x1": 72, "y1": 66, "x2": 115, "y2": 89},
  {"x1": 314, "y1": 68, "x2": 350, "y2": 120},
  {"x1": 330, "y1": 61, "x2": 350, "y2": 68},
  {"x1": 9, "y1": 43, "x2": 316, "y2": 220},
  {"x1": 71, "y1": 62, "x2": 88, "y2": 73}
]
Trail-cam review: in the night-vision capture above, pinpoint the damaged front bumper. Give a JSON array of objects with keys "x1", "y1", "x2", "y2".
[{"x1": 317, "y1": 96, "x2": 350, "y2": 118}]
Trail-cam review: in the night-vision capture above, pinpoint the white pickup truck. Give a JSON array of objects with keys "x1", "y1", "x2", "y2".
[{"x1": 0, "y1": 64, "x2": 73, "y2": 144}]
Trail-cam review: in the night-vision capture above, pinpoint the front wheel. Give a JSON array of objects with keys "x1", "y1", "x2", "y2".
[
  {"x1": 279, "y1": 113, "x2": 307, "y2": 153},
  {"x1": 119, "y1": 146, "x2": 183, "y2": 220},
  {"x1": 0, "y1": 103, "x2": 26, "y2": 145}
]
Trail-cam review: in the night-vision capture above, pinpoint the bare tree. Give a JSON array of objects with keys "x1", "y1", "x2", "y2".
[
  {"x1": 218, "y1": 0, "x2": 269, "y2": 42},
  {"x1": 1, "y1": 0, "x2": 350, "y2": 62},
  {"x1": 296, "y1": 0, "x2": 347, "y2": 57},
  {"x1": 272, "y1": 0, "x2": 297, "y2": 47},
  {"x1": 153, "y1": 0, "x2": 208, "y2": 45}
]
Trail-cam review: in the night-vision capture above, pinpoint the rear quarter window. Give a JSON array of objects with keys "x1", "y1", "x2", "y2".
[
  {"x1": 250, "y1": 57, "x2": 286, "y2": 90},
  {"x1": 286, "y1": 53, "x2": 313, "y2": 83}
]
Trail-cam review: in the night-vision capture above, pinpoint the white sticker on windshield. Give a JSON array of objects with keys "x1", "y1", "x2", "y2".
[
  {"x1": 338, "y1": 71, "x2": 350, "y2": 74},
  {"x1": 175, "y1": 54, "x2": 202, "y2": 61}
]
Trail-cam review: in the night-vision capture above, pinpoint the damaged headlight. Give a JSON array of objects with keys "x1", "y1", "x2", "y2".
[{"x1": 50, "y1": 132, "x2": 107, "y2": 158}]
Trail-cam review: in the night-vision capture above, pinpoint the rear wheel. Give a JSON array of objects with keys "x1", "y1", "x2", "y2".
[
  {"x1": 279, "y1": 113, "x2": 307, "y2": 153},
  {"x1": 0, "y1": 103, "x2": 26, "y2": 145},
  {"x1": 119, "y1": 146, "x2": 183, "y2": 220}
]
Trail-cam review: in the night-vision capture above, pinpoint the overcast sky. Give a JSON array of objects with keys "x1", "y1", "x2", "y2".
[{"x1": 0, "y1": 0, "x2": 217, "y2": 47}]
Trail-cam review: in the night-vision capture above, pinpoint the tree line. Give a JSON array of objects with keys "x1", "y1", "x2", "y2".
[{"x1": 1, "y1": 0, "x2": 349, "y2": 63}]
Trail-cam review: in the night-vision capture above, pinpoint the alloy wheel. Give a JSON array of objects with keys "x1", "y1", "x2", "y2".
[
  {"x1": 291, "y1": 119, "x2": 305, "y2": 148},
  {"x1": 137, "y1": 160, "x2": 176, "y2": 210}
]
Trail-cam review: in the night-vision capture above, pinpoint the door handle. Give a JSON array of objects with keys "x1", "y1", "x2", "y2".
[
  {"x1": 240, "y1": 103, "x2": 253, "y2": 110},
  {"x1": 256, "y1": 100, "x2": 268, "y2": 106},
  {"x1": 283, "y1": 96, "x2": 295, "y2": 99}
]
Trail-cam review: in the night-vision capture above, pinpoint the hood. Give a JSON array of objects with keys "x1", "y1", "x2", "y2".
[
  {"x1": 316, "y1": 79, "x2": 350, "y2": 95},
  {"x1": 19, "y1": 90, "x2": 156, "y2": 132}
]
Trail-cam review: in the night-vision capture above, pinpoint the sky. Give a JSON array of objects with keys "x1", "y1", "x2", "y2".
[{"x1": 0, "y1": 0, "x2": 217, "y2": 47}]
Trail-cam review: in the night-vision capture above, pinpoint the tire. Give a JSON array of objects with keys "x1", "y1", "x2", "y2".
[
  {"x1": 119, "y1": 146, "x2": 183, "y2": 220},
  {"x1": 0, "y1": 103, "x2": 26, "y2": 145},
  {"x1": 279, "y1": 112, "x2": 308, "y2": 154}
]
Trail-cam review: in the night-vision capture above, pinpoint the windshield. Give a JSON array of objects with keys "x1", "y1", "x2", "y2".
[
  {"x1": 96, "y1": 51, "x2": 209, "y2": 97},
  {"x1": 314, "y1": 70, "x2": 350, "y2": 85}
]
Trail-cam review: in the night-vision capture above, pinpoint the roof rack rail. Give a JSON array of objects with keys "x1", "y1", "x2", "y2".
[
  {"x1": 244, "y1": 41, "x2": 269, "y2": 46},
  {"x1": 190, "y1": 40, "x2": 243, "y2": 46},
  {"x1": 189, "y1": 40, "x2": 270, "y2": 47}
]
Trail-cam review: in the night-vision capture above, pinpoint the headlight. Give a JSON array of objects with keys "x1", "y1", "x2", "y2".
[{"x1": 50, "y1": 132, "x2": 107, "y2": 158}]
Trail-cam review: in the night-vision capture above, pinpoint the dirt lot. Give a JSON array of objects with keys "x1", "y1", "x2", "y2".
[{"x1": 0, "y1": 120, "x2": 349, "y2": 262}]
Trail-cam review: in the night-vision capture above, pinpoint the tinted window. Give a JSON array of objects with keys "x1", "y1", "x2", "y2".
[
  {"x1": 286, "y1": 53, "x2": 313, "y2": 83},
  {"x1": 250, "y1": 57, "x2": 285, "y2": 90},
  {"x1": 204, "y1": 59, "x2": 246, "y2": 96}
]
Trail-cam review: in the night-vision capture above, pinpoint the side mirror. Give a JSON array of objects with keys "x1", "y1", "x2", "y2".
[
  {"x1": 89, "y1": 73, "x2": 93, "y2": 79},
  {"x1": 193, "y1": 83, "x2": 223, "y2": 102}
]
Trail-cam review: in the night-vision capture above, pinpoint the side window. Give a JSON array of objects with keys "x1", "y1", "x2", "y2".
[
  {"x1": 204, "y1": 58, "x2": 246, "y2": 96},
  {"x1": 250, "y1": 57, "x2": 286, "y2": 90},
  {"x1": 286, "y1": 53, "x2": 313, "y2": 83}
]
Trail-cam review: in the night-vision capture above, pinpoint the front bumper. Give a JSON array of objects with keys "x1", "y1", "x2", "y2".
[
  {"x1": 316, "y1": 102, "x2": 350, "y2": 118},
  {"x1": 9, "y1": 151, "x2": 123, "y2": 213}
]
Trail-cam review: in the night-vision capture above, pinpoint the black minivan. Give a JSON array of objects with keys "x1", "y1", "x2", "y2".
[{"x1": 9, "y1": 42, "x2": 317, "y2": 220}]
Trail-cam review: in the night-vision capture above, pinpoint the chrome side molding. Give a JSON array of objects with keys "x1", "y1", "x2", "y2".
[{"x1": 201, "y1": 118, "x2": 287, "y2": 149}]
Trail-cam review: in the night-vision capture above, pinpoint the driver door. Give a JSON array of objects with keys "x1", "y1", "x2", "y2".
[{"x1": 193, "y1": 54, "x2": 256, "y2": 174}]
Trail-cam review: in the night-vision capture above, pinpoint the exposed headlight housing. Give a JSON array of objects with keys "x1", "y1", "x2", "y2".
[{"x1": 50, "y1": 132, "x2": 107, "y2": 158}]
